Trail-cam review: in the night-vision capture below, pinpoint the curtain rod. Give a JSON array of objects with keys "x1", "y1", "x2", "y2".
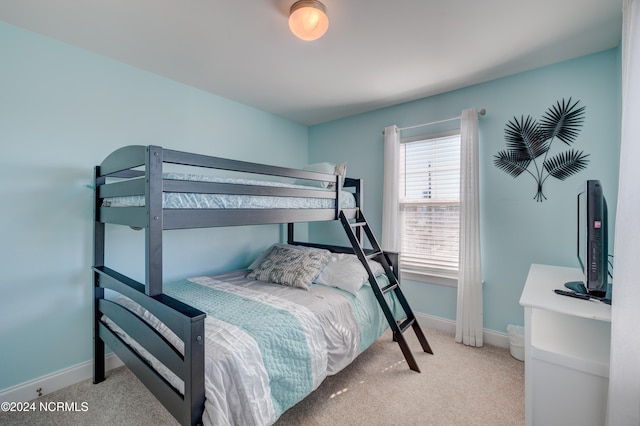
[{"x1": 383, "y1": 108, "x2": 486, "y2": 134}]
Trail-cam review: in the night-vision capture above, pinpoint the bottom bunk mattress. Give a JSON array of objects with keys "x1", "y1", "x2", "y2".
[{"x1": 106, "y1": 269, "x2": 404, "y2": 426}]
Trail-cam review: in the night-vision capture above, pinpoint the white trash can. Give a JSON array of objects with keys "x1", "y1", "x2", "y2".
[{"x1": 507, "y1": 324, "x2": 525, "y2": 361}]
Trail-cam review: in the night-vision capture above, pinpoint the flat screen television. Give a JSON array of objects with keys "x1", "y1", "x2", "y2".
[{"x1": 575, "y1": 180, "x2": 609, "y2": 297}]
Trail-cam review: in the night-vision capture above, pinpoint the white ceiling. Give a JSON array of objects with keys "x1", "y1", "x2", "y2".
[{"x1": 0, "y1": 0, "x2": 623, "y2": 126}]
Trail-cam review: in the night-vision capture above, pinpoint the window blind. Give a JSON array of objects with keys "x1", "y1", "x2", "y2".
[{"x1": 399, "y1": 133, "x2": 460, "y2": 280}]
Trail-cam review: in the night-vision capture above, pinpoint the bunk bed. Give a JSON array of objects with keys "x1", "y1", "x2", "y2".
[{"x1": 93, "y1": 145, "x2": 432, "y2": 426}]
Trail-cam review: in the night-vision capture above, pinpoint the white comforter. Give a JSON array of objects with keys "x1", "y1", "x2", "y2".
[{"x1": 106, "y1": 270, "x2": 397, "y2": 426}]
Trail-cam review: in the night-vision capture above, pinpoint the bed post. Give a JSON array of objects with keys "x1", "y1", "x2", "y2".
[
  {"x1": 287, "y1": 223, "x2": 294, "y2": 244},
  {"x1": 184, "y1": 317, "x2": 206, "y2": 426},
  {"x1": 93, "y1": 167, "x2": 106, "y2": 384},
  {"x1": 354, "y1": 178, "x2": 364, "y2": 245},
  {"x1": 335, "y1": 174, "x2": 342, "y2": 220},
  {"x1": 146, "y1": 145, "x2": 163, "y2": 296}
]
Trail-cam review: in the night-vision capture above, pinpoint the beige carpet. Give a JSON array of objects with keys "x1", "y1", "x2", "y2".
[{"x1": 0, "y1": 327, "x2": 524, "y2": 426}]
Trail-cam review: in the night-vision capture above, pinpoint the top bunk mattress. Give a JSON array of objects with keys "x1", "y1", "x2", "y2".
[{"x1": 102, "y1": 172, "x2": 357, "y2": 209}]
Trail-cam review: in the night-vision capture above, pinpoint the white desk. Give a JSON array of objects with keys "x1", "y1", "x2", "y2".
[{"x1": 520, "y1": 264, "x2": 611, "y2": 426}]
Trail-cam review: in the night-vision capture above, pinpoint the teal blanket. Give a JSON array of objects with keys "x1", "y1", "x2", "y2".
[{"x1": 165, "y1": 279, "x2": 312, "y2": 416}]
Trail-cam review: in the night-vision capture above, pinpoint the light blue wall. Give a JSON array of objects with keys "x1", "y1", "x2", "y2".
[
  {"x1": 308, "y1": 49, "x2": 622, "y2": 334},
  {"x1": 0, "y1": 22, "x2": 308, "y2": 389}
]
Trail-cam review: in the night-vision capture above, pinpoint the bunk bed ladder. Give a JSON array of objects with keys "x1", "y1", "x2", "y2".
[{"x1": 339, "y1": 210, "x2": 433, "y2": 372}]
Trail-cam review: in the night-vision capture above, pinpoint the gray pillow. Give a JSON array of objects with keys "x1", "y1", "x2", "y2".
[{"x1": 246, "y1": 245, "x2": 331, "y2": 290}]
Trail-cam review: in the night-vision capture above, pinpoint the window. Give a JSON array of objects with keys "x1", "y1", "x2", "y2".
[{"x1": 399, "y1": 130, "x2": 460, "y2": 285}]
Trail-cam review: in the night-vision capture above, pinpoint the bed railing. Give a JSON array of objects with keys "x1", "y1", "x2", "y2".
[
  {"x1": 94, "y1": 145, "x2": 361, "y2": 295},
  {"x1": 95, "y1": 145, "x2": 360, "y2": 229},
  {"x1": 93, "y1": 266, "x2": 206, "y2": 426}
]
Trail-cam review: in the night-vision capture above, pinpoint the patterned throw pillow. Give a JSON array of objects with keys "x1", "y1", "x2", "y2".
[{"x1": 246, "y1": 245, "x2": 331, "y2": 290}]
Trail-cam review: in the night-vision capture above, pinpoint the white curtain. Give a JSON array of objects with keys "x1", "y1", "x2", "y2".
[
  {"x1": 382, "y1": 125, "x2": 400, "y2": 252},
  {"x1": 608, "y1": 1, "x2": 640, "y2": 424},
  {"x1": 455, "y1": 108, "x2": 483, "y2": 347}
]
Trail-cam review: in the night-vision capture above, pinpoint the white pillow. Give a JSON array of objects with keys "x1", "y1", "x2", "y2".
[
  {"x1": 315, "y1": 253, "x2": 386, "y2": 295},
  {"x1": 328, "y1": 162, "x2": 347, "y2": 189},
  {"x1": 294, "y1": 162, "x2": 347, "y2": 189}
]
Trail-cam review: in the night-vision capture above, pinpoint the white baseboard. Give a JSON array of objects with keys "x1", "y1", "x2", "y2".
[
  {"x1": 0, "y1": 354, "x2": 123, "y2": 403},
  {"x1": 415, "y1": 312, "x2": 509, "y2": 349}
]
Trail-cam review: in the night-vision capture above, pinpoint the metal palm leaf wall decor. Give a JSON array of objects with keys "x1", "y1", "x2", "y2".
[{"x1": 494, "y1": 98, "x2": 590, "y2": 201}]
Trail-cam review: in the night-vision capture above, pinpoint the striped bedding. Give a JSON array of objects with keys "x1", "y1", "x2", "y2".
[
  {"x1": 102, "y1": 172, "x2": 357, "y2": 210},
  {"x1": 106, "y1": 269, "x2": 403, "y2": 426}
]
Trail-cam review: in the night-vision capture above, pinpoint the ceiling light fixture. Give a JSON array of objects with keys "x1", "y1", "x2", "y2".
[{"x1": 288, "y1": 0, "x2": 329, "y2": 41}]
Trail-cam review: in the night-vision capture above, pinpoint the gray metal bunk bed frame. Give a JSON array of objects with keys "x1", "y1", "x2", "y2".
[{"x1": 93, "y1": 145, "x2": 431, "y2": 426}]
